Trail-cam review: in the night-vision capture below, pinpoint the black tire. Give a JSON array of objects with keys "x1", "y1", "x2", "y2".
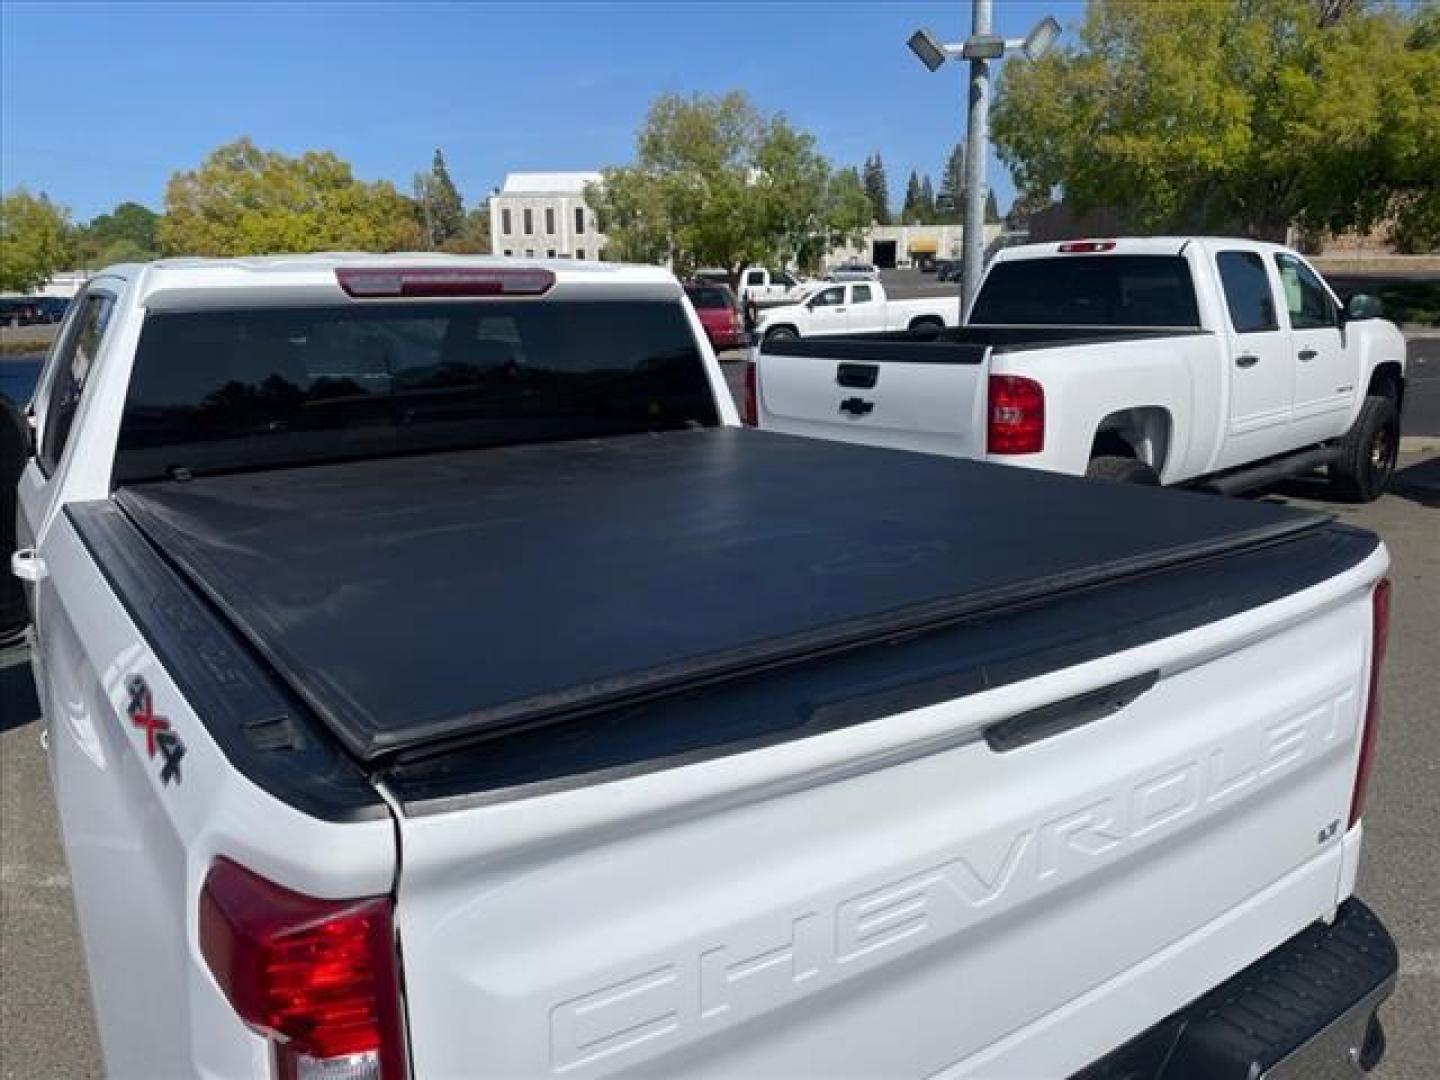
[
  {"x1": 764, "y1": 325, "x2": 798, "y2": 344},
  {"x1": 1329, "y1": 394, "x2": 1399, "y2": 502},
  {"x1": 1086, "y1": 455, "x2": 1160, "y2": 485}
]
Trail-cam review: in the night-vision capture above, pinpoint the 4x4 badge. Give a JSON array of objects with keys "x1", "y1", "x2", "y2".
[{"x1": 125, "y1": 675, "x2": 185, "y2": 785}]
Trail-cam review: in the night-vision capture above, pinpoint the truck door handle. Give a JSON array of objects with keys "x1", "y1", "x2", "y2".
[
  {"x1": 834, "y1": 307, "x2": 847, "y2": 314},
  {"x1": 1298, "y1": 348, "x2": 1318, "y2": 362},
  {"x1": 839, "y1": 397, "x2": 875, "y2": 417},
  {"x1": 10, "y1": 548, "x2": 47, "y2": 583},
  {"x1": 837, "y1": 363, "x2": 879, "y2": 389},
  {"x1": 1235, "y1": 354, "x2": 1260, "y2": 369}
]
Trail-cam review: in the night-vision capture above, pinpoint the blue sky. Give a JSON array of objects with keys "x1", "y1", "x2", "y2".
[{"x1": 1, "y1": 1, "x2": 1085, "y2": 223}]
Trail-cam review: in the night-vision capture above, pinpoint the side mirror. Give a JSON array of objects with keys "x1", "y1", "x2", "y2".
[{"x1": 1346, "y1": 293, "x2": 1383, "y2": 321}]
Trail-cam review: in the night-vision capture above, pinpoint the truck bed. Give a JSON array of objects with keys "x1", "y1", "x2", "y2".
[{"x1": 110, "y1": 428, "x2": 1346, "y2": 766}]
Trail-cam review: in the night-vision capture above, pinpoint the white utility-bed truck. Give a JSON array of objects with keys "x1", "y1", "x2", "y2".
[
  {"x1": 755, "y1": 278, "x2": 962, "y2": 341},
  {"x1": 8, "y1": 254, "x2": 1398, "y2": 1080},
  {"x1": 752, "y1": 237, "x2": 1407, "y2": 500}
]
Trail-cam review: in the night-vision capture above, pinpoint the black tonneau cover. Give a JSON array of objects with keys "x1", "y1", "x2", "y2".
[{"x1": 116, "y1": 428, "x2": 1328, "y2": 763}]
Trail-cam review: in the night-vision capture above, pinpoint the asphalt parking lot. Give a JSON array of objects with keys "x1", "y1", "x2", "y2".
[{"x1": 1, "y1": 430, "x2": 1436, "y2": 1079}]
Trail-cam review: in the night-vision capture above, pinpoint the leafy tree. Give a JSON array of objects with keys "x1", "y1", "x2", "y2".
[
  {"x1": 796, "y1": 167, "x2": 872, "y2": 272},
  {"x1": 76, "y1": 201, "x2": 160, "y2": 269},
  {"x1": 416, "y1": 148, "x2": 465, "y2": 247},
  {"x1": 588, "y1": 92, "x2": 853, "y2": 277},
  {"x1": 938, "y1": 143, "x2": 965, "y2": 220},
  {"x1": 985, "y1": 190, "x2": 1001, "y2": 224},
  {"x1": 439, "y1": 208, "x2": 491, "y2": 254},
  {"x1": 993, "y1": 0, "x2": 1440, "y2": 244},
  {"x1": 901, "y1": 170, "x2": 923, "y2": 224},
  {"x1": 862, "y1": 154, "x2": 891, "y2": 225},
  {"x1": 159, "y1": 137, "x2": 423, "y2": 256},
  {"x1": 1006, "y1": 188, "x2": 1053, "y2": 230},
  {"x1": 0, "y1": 188, "x2": 73, "y2": 292}
]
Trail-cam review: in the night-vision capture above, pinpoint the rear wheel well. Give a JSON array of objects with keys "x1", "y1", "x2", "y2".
[
  {"x1": 1089, "y1": 408, "x2": 1173, "y2": 474},
  {"x1": 907, "y1": 315, "x2": 945, "y2": 333}
]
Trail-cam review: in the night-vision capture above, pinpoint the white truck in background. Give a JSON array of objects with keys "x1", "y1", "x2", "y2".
[
  {"x1": 7, "y1": 253, "x2": 1400, "y2": 1079},
  {"x1": 735, "y1": 265, "x2": 810, "y2": 307},
  {"x1": 752, "y1": 237, "x2": 1408, "y2": 500},
  {"x1": 755, "y1": 278, "x2": 962, "y2": 341}
]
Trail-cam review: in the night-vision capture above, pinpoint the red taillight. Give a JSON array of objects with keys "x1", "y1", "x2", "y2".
[
  {"x1": 200, "y1": 858, "x2": 407, "y2": 1080},
  {"x1": 987, "y1": 375, "x2": 1045, "y2": 454},
  {"x1": 1058, "y1": 241, "x2": 1116, "y2": 253},
  {"x1": 336, "y1": 267, "x2": 554, "y2": 298},
  {"x1": 742, "y1": 360, "x2": 759, "y2": 426},
  {"x1": 1350, "y1": 578, "x2": 1391, "y2": 827}
]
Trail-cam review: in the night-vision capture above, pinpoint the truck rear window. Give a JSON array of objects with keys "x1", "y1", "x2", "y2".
[
  {"x1": 114, "y1": 299, "x2": 717, "y2": 483},
  {"x1": 970, "y1": 255, "x2": 1200, "y2": 327}
]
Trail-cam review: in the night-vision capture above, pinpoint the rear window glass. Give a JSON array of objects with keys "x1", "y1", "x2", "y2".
[
  {"x1": 970, "y1": 255, "x2": 1200, "y2": 327},
  {"x1": 685, "y1": 286, "x2": 734, "y2": 310},
  {"x1": 115, "y1": 299, "x2": 716, "y2": 484}
]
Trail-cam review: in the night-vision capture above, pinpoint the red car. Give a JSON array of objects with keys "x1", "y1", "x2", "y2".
[{"x1": 684, "y1": 283, "x2": 748, "y2": 351}]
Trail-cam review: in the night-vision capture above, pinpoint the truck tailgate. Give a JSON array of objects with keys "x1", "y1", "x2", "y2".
[
  {"x1": 758, "y1": 336, "x2": 989, "y2": 458},
  {"x1": 392, "y1": 544, "x2": 1383, "y2": 1078}
]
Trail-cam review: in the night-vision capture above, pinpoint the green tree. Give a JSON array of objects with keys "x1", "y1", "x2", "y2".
[
  {"x1": 920, "y1": 175, "x2": 937, "y2": 222},
  {"x1": 901, "y1": 170, "x2": 923, "y2": 224},
  {"x1": 796, "y1": 166, "x2": 871, "y2": 272},
  {"x1": 588, "y1": 91, "x2": 852, "y2": 276},
  {"x1": 439, "y1": 207, "x2": 491, "y2": 254},
  {"x1": 159, "y1": 138, "x2": 423, "y2": 256},
  {"x1": 862, "y1": 154, "x2": 891, "y2": 225},
  {"x1": 938, "y1": 143, "x2": 965, "y2": 221},
  {"x1": 77, "y1": 201, "x2": 160, "y2": 269},
  {"x1": 992, "y1": 0, "x2": 1440, "y2": 244},
  {"x1": 0, "y1": 188, "x2": 73, "y2": 293},
  {"x1": 416, "y1": 148, "x2": 465, "y2": 247},
  {"x1": 985, "y1": 190, "x2": 1001, "y2": 224}
]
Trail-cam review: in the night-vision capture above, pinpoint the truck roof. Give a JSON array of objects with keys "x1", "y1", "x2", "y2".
[
  {"x1": 93, "y1": 253, "x2": 679, "y2": 307},
  {"x1": 113, "y1": 427, "x2": 1330, "y2": 764},
  {"x1": 992, "y1": 236, "x2": 1292, "y2": 263}
]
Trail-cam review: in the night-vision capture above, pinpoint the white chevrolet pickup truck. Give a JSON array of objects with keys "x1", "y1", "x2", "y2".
[
  {"x1": 755, "y1": 279, "x2": 962, "y2": 341},
  {"x1": 753, "y1": 237, "x2": 1407, "y2": 500},
  {"x1": 8, "y1": 254, "x2": 1399, "y2": 1080}
]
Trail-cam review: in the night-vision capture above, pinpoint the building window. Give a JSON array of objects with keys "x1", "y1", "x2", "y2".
[
  {"x1": 576, "y1": 249, "x2": 586, "y2": 260},
  {"x1": 547, "y1": 249, "x2": 556, "y2": 258},
  {"x1": 545, "y1": 207, "x2": 555, "y2": 234},
  {"x1": 503, "y1": 249, "x2": 512, "y2": 257},
  {"x1": 525, "y1": 249, "x2": 534, "y2": 258},
  {"x1": 523, "y1": 208, "x2": 533, "y2": 235},
  {"x1": 501, "y1": 208, "x2": 512, "y2": 235},
  {"x1": 575, "y1": 207, "x2": 586, "y2": 235}
]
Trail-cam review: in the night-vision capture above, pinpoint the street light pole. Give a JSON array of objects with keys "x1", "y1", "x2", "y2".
[{"x1": 961, "y1": 0, "x2": 992, "y2": 318}]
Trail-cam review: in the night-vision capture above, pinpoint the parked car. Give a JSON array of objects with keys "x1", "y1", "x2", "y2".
[
  {"x1": 754, "y1": 279, "x2": 961, "y2": 341},
  {"x1": 827, "y1": 261, "x2": 880, "y2": 282},
  {"x1": 684, "y1": 281, "x2": 748, "y2": 351},
  {"x1": 754, "y1": 237, "x2": 1407, "y2": 501},
  {"x1": 10, "y1": 253, "x2": 1399, "y2": 1080},
  {"x1": 936, "y1": 258, "x2": 964, "y2": 283},
  {"x1": 736, "y1": 266, "x2": 808, "y2": 307},
  {"x1": 35, "y1": 295, "x2": 71, "y2": 322}
]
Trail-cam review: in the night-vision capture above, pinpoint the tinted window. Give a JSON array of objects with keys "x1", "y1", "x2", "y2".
[
  {"x1": 851, "y1": 285, "x2": 874, "y2": 304},
  {"x1": 969, "y1": 255, "x2": 1200, "y2": 327},
  {"x1": 115, "y1": 300, "x2": 716, "y2": 484},
  {"x1": 574, "y1": 207, "x2": 585, "y2": 235},
  {"x1": 745, "y1": 271, "x2": 764, "y2": 286},
  {"x1": 811, "y1": 287, "x2": 845, "y2": 308},
  {"x1": 501, "y1": 209, "x2": 512, "y2": 235},
  {"x1": 685, "y1": 286, "x2": 734, "y2": 310},
  {"x1": 1274, "y1": 254, "x2": 1337, "y2": 330},
  {"x1": 40, "y1": 290, "x2": 115, "y2": 475},
  {"x1": 523, "y1": 209, "x2": 533, "y2": 235},
  {"x1": 1216, "y1": 252, "x2": 1278, "y2": 333}
]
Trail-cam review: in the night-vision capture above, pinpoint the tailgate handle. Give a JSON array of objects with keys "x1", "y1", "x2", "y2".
[
  {"x1": 984, "y1": 671, "x2": 1159, "y2": 752},
  {"x1": 839, "y1": 396, "x2": 875, "y2": 417},
  {"x1": 837, "y1": 363, "x2": 879, "y2": 389}
]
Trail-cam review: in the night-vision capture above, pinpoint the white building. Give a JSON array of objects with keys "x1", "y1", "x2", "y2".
[{"x1": 488, "y1": 172, "x2": 608, "y2": 261}]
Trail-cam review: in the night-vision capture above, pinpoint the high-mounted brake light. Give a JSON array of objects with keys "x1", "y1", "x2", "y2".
[
  {"x1": 336, "y1": 266, "x2": 554, "y2": 298},
  {"x1": 1350, "y1": 578, "x2": 1391, "y2": 828},
  {"x1": 200, "y1": 858, "x2": 408, "y2": 1080},
  {"x1": 987, "y1": 375, "x2": 1045, "y2": 454},
  {"x1": 743, "y1": 360, "x2": 759, "y2": 426},
  {"x1": 1058, "y1": 241, "x2": 1117, "y2": 253}
]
